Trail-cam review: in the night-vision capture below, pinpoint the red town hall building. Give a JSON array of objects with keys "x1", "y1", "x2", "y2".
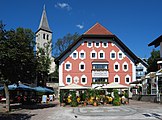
[{"x1": 55, "y1": 23, "x2": 142, "y2": 88}]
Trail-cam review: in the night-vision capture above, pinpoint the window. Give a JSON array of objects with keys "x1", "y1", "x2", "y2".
[
  {"x1": 80, "y1": 65, "x2": 84, "y2": 69},
  {"x1": 66, "y1": 75, "x2": 72, "y2": 84},
  {"x1": 98, "y1": 50, "x2": 105, "y2": 59},
  {"x1": 82, "y1": 78, "x2": 86, "y2": 83},
  {"x1": 90, "y1": 50, "x2": 97, "y2": 59},
  {"x1": 115, "y1": 65, "x2": 118, "y2": 70},
  {"x1": 79, "y1": 62, "x2": 85, "y2": 72},
  {"x1": 100, "y1": 53, "x2": 103, "y2": 58},
  {"x1": 87, "y1": 42, "x2": 92, "y2": 48},
  {"x1": 93, "y1": 78, "x2": 108, "y2": 83},
  {"x1": 81, "y1": 75, "x2": 87, "y2": 85},
  {"x1": 114, "y1": 62, "x2": 120, "y2": 72},
  {"x1": 65, "y1": 61, "x2": 72, "y2": 71},
  {"x1": 43, "y1": 33, "x2": 45, "y2": 39},
  {"x1": 102, "y1": 42, "x2": 108, "y2": 48},
  {"x1": 92, "y1": 64, "x2": 108, "y2": 70},
  {"x1": 73, "y1": 53, "x2": 77, "y2": 58},
  {"x1": 66, "y1": 64, "x2": 70, "y2": 69},
  {"x1": 114, "y1": 75, "x2": 120, "y2": 83},
  {"x1": 118, "y1": 52, "x2": 123, "y2": 60},
  {"x1": 47, "y1": 34, "x2": 49, "y2": 40},
  {"x1": 71, "y1": 50, "x2": 78, "y2": 60},
  {"x1": 125, "y1": 75, "x2": 131, "y2": 84},
  {"x1": 79, "y1": 50, "x2": 86, "y2": 60},
  {"x1": 110, "y1": 50, "x2": 116, "y2": 60},
  {"x1": 95, "y1": 42, "x2": 100, "y2": 48},
  {"x1": 123, "y1": 62, "x2": 128, "y2": 72},
  {"x1": 115, "y1": 78, "x2": 119, "y2": 83}
]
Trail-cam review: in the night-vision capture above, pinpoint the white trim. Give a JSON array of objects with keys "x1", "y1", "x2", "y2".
[
  {"x1": 79, "y1": 50, "x2": 86, "y2": 60},
  {"x1": 81, "y1": 75, "x2": 87, "y2": 85},
  {"x1": 72, "y1": 50, "x2": 78, "y2": 60},
  {"x1": 110, "y1": 50, "x2": 116, "y2": 60},
  {"x1": 79, "y1": 61, "x2": 85, "y2": 72},
  {"x1": 114, "y1": 74, "x2": 120, "y2": 83},
  {"x1": 98, "y1": 50, "x2": 105, "y2": 59},
  {"x1": 131, "y1": 61, "x2": 136, "y2": 82},
  {"x1": 65, "y1": 61, "x2": 72, "y2": 71},
  {"x1": 59, "y1": 62, "x2": 65, "y2": 86},
  {"x1": 114, "y1": 61, "x2": 120, "y2": 72},
  {"x1": 87, "y1": 41, "x2": 93, "y2": 48},
  {"x1": 125, "y1": 75, "x2": 131, "y2": 84},
  {"x1": 123, "y1": 62, "x2": 128, "y2": 72},
  {"x1": 90, "y1": 50, "x2": 97, "y2": 59},
  {"x1": 95, "y1": 42, "x2": 100, "y2": 48},
  {"x1": 102, "y1": 42, "x2": 108, "y2": 48},
  {"x1": 66, "y1": 75, "x2": 72, "y2": 85},
  {"x1": 73, "y1": 76, "x2": 79, "y2": 84}
]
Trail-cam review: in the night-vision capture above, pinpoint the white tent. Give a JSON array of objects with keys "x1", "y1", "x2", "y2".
[
  {"x1": 59, "y1": 83, "x2": 90, "y2": 90},
  {"x1": 102, "y1": 82, "x2": 129, "y2": 89}
]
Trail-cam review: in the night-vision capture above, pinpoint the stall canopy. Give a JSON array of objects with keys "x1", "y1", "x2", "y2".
[
  {"x1": 102, "y1": 82, "x2": 129, "y2": 89},
  {"x1": 33, "y1": 86, "x2": 54, "y2": 93},
  {"x1": 0, "y1": 84, "x2": 33, "y2": 91},
  {"x1": 60, "y1": 83, "x2": 90, "y2": 90}
]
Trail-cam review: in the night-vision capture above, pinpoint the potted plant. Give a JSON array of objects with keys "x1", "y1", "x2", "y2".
[{"x1": 113, "y1": 89, "x2": 121, "y2": 106}]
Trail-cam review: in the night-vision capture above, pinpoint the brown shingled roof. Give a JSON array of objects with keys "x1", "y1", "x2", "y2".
[{"x1": 84, "y1": 23, "x2": 113, "y2": 35}]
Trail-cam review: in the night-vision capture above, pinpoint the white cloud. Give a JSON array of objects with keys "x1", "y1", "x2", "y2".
[
  {"x1": 76, "y1": 24, "x2": 84, "y2": 29},
  {"x1": 55, "y1": 2, "x2": 71, "y2": 11}
]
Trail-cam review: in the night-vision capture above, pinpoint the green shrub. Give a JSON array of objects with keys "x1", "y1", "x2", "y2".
[
  {"x1": 113, "y1": 89, "x2": 121, "y2": 106},
  {"x1": 70, "y1": 91, "x2": 78, "y2": 107}
]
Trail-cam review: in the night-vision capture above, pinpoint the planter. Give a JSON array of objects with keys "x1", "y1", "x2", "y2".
[
  {"x1": 60, "y1": 103, "x2": 65, "y2": 107},
  {"x1": 93, "y1": 101, "x2": 98, "y2": 106}
]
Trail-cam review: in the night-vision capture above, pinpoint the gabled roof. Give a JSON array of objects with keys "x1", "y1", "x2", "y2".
[
  {"x1": 36, "y1": 5, "x2": 52, "y2": 33},
  {"x1": 55, "y1": 23, "x2": 141, "y2": 65},
  {"x1": 148, "y1": 35, "x2": 162, "y2": 47},
  {"x1": 84, "y1": 23, "x2": 113, "y2": 35}
]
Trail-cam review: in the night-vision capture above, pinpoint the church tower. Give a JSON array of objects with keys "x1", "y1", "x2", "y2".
[{"x1": 36, "y1": 5, "x2": 52, "y2": 58}]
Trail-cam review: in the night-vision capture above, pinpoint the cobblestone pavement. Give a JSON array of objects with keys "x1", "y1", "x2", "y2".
[{"x1": 0, "y1": 100, "x2": 162, "y2": 120}]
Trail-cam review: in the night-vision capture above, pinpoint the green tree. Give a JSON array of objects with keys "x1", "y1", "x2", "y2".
[
  {"x1": 147, "y1": 49, "x2": 160, "y2": 72},
  {"x1": 54, "y1": 33, "x2": 79, "y2": 57},
  {"x1": 0, "y1": 21, "x2": 35, "y2": 111},
  {"x1": 36, "y1": 39, "x2": 52, "y2": 86}
]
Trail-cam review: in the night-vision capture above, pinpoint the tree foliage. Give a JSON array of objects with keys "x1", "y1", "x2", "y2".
[
  {"x1": 54, "y1": 33, "x2": 79, "y2": 57},
  {"x1": 147, "y1": 49, "x2": 160, "y2": 72},
  {"x1": 0, "y1": 22, "x2": 36, "y2": 84}
]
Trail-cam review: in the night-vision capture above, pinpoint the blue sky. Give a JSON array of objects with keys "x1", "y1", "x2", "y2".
[{"x1": 0, "y1": 0, "x2": 162, "y2": 58}]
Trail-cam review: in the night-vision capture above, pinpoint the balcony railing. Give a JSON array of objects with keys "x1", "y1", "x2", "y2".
[{"x1": 92, "y1": 70, "x2": 108, "y2": 77}]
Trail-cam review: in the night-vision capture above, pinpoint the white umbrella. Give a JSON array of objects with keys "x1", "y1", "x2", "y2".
[
  {"x1": 59, "y1": 83, "x2": 90, "y2": 90},
  {"x1": 102, "y1": 82, "x2": 129, "y2": 89}
]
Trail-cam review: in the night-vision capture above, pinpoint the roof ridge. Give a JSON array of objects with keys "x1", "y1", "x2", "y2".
[{"x1": 84, "y1": 22, "x2": 113, "y2": 35}]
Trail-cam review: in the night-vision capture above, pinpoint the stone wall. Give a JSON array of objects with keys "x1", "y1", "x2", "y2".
[{"x1": 132, "y1": 95, "x2": 162, "y2": 104}]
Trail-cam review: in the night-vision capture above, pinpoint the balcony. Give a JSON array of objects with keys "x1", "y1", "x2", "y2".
[{"x1": 92, "y1": 70, "x2": 108, "y2": 77}]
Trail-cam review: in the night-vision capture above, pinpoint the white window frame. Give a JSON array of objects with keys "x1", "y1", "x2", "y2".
[
  {"x1": 72, "y1": 50, "x2": 78, "y2": 60},
  {"x1": 114, "y1": 75, "x2": 120, "y2": 83},
  {"x1": 65, "y1": 61, "x2": 72, "y2": 71},
  {"x1": 125, "y1": 75, "x2": 131, "y2": 84},
  {"x1": 87, "y1": 41, "x2": 93, "y2": 48},
  {"x1": 73, "y1": 76, "x2": 79, "y2": 84},
  {"x1": 81, "y1": 75, "x2": 87, "y2": 85},
  {"x1": 90, "y1": 50, "x2": 97, "y2": 59},
  {"x1": 95, "y1": 42, "x2": 100, "y2": 48},
  {"x1": 118, "y1": 51, "x2": 123, "y2": 60},
  {"x1": 98, "y1": 50, "x2": 105, "y2": 59},
  {"x1": 110, "y1": 50, "x2": 116, "y2": 60},
  {"x1": 102, "y1": 42, "x2": 108, "y2": 48},
  {"x1": 123, "y1": 62, "x2": 128, "y2": 72},
  {"x1": 66, "y1": 75, "x2": 72, "y2": 84},
  {"x1": 79, "y1": 50, "x2": 86, "y2": 60},
  {"x1": 79, "y1": 62, "x2": 85, "y2": 72},
  {"x1": 114, "y1": 62, "x2": 120, "y2": 72}
]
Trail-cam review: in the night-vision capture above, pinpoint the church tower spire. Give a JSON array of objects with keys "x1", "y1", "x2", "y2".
[
  {"x1": 36, "y1": 5, "x2": 52, "y2": 57},
  {"x1": 37, "y1": 4, "x2": 52, "y2": 33}
]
